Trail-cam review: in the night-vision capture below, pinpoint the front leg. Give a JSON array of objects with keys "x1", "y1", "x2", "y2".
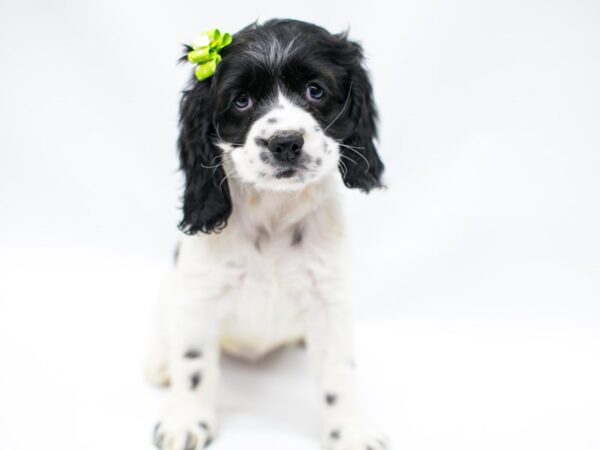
[
  {"x1": 154, "y1": 278, "x2": 222, "y2": 450},
  {"x1": 305, "y1": 280, "x2": 389, "y2": 450}
]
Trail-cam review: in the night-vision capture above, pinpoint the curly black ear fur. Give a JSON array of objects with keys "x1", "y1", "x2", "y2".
[
  {"x1": 178, "y1": 79, "x2": 232, "y2": 235},
  {"x1": 339, "y1": 39, "x2": 385, "y2": 192}
]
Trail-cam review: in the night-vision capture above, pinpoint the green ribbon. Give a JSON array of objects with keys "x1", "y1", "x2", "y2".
[{"x1": 187, "y1": 29, "x2": 232, "y2": 81}]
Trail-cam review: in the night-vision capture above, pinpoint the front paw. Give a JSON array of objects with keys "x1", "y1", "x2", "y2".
[
  {"x1": 323, "y1": 420, "x2": 389, "y2": 450},
  {"x1": 153, "y1": 412, "x2": 216, "y2": 450}
]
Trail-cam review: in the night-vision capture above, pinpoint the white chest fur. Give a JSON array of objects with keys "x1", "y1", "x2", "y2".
[{"x1": 171, "y1": 174, "x2": 346, "y2": 361}]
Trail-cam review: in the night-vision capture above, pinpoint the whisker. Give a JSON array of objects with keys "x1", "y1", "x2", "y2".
[
  {"x1": 338, "y1": 159, "x2": 348, "y2": 179},
  {"x1": 336, "y1": 141, "x2": 365, "y2": 150},
  {"x1": 339, "y1": 154, "x2": 358, "y2": 165},
  {"x1": 219, "y1": 169, "x2": 236, "y2": 190},
  {"x1": 323, "y1": 81, "x2": 353, "y2": 133},
  {"x1": 339, "y1": 144, "x2": 370, "y2": 173},
  {"x1": 200, "y1": 154, "x2": 227, "y2": 174},
  {"x1": 200, "y1": 161, "x2": 226, "y2": 170},
  {"x1": 210, "y1": 154, "x2": 224, "y2": 164}
]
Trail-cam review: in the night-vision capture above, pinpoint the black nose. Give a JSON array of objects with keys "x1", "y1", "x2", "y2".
[{"x1": 267, "y1": 131, "x2": 304, "y2": 163}]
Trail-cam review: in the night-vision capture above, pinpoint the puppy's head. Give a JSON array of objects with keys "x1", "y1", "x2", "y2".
[{"x1": 178, "y1": 19, "x2": 384, "y2": 234}]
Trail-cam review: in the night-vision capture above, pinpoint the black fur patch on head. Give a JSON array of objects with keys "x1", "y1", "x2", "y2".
[{"x1": 177, "y1": 19, "x2": 383, "y2": 234}]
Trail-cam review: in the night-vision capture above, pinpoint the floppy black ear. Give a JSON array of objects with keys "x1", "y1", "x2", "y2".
[
  {"x1": 178, "y1": 80, "x2": 232, "y2": 235},
  {"x1": 339, "y1": 40, "x2": 385, "y2": 192}
]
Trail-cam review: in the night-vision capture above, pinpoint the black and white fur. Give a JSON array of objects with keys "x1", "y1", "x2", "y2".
[{"x1": 146, "y1": 19, "x2": 387, "y2": 450}]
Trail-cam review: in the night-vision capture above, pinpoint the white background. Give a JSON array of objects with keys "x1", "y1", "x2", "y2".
[{"x1": 1, "y1": 0, "x2": 599, "y2": 449}]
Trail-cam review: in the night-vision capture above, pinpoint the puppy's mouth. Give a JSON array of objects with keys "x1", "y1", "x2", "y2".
[
  {"x1": 261, "y1": 152, "x2": 308, "y2": 180},
  {"x1": 275, "y1": 168, "x2": 297, "y2": 179}
]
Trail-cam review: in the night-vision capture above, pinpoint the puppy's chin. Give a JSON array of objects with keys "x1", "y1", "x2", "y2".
[
  {"x1": 252, "y1": 174, "x2": 313, "y2": 192},
  {"x1": 236, "y1": 166, "x2": 326, "y2": 192}
]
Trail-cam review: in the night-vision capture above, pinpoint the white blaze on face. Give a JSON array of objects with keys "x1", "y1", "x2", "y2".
[{"x1": 227, "y1": 92, "x2": 340, "y2": 191}]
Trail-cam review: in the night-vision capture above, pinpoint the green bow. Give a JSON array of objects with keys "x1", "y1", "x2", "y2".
[{"x1": 187, "y1": 29, "x2": 232, "y2": 81}]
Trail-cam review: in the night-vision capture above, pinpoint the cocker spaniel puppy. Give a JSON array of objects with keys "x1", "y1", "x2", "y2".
[{"x1": 146, "y1": 18, "x2": 387, "y2": 450}]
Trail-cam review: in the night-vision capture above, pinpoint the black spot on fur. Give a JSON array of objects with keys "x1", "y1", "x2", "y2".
[
  {"x1": 291, "y1": 227, "x2": 303, "y2": 246},
  {"x1": 325, "y1": 393, "x2": 337, "y2": 405},
  {"x1": 259, "y1": 152, "x2": 271, "y2": 163},
  {"x1": 254, "y1": 226, "x2": 269, "y2": 252},
  {"x1": 330, "y1": 429, "x2": 340, "y2": 440},
  {"x1": 184, "y1": 349, "x2": 202, "y2": 359},
  {"x1": 255, "y1": 137, "x2": 268, "y2": 147},
  {"x1": 173, "y1": 242, "x2": 181, "y2": 264},
  {"x1": 190, "y1": 371, "x2": 202, "y2": 389},
  {"x1": 315, "y1": 157, "x2": 322, "y2": 166},
  {"x1": 267, "y1": 117, "x2": 278, "y2": 123}
]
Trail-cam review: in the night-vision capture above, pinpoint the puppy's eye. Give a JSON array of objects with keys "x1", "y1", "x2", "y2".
[
  {"x1": 233, "y1": 93, "x2": 252, "y2": 111},
  {"x1": 306, "y1": 84, "x2": 325, "y2": 102}
]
